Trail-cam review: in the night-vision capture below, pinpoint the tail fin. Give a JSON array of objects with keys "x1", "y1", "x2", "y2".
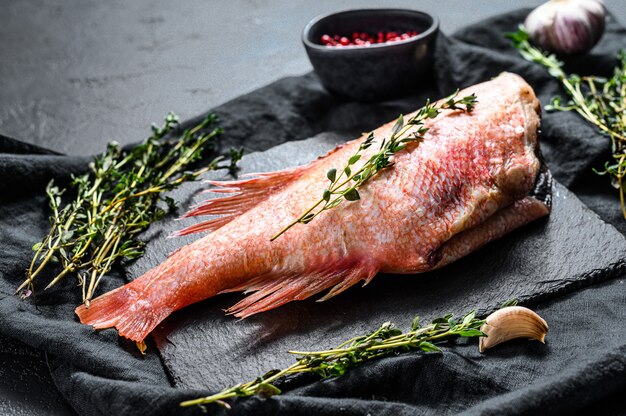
[
  {"x1": 222, "y1": 259, "x2": 379, "y2": 319},
  {"x1": 75, "y1": 286, "x2": 170, "y2": 342}
]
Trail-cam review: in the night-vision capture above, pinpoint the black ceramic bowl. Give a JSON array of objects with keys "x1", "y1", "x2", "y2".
[{"x1": 302, "y1": 9, "x2": 439, "y2": 102}]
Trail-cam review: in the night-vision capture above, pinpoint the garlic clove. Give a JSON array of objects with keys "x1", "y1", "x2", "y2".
[
  {"x1": 525, "y1": 0, "x2": 606, "y2": 55},
  {"x1": 479, "y1": 306, "x2": 549, "y2": 353}
]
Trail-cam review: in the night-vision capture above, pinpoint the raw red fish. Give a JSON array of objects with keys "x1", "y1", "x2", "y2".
[{"x1": 76, "y1": 73, "x2": 550, "y2": 342}]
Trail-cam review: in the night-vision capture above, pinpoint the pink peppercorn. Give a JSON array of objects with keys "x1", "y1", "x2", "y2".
[{"x1": 320, "y1": 30, "x2": 420, "y2": 47}]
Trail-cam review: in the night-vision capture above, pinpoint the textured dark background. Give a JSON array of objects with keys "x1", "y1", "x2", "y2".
[
  {"x1": 1, "y1": 1, "x2": 626, "y2": 415},
  {"x1": 3, "y1": 0, "x2": 624, "y2": 157}
]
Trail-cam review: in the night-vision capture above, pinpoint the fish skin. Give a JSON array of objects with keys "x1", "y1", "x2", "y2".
[{"x1": 76, "y1": 72, "x2": 549, "y2": 342}]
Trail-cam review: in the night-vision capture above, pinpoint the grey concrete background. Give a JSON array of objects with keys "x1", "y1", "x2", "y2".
[
  {"x1": 1, "y1": 0, "x2": 624, "y2": 156},
  {"x1": 1, "y1": 1, "x2": 625, "y2": 414}
]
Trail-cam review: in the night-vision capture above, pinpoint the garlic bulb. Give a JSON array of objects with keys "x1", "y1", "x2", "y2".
[{"x1": 525, "y1": 0, "x2": 606, "y2": 55}]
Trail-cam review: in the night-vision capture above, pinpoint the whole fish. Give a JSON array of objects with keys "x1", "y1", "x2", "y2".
[{"x1": 76, "y1": 73, "x2": 550, "y2": 342}]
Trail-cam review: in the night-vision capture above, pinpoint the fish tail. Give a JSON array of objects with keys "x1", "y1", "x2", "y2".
[{"x1": 75, "y1": 285, "x2": 169, "y2": 342}]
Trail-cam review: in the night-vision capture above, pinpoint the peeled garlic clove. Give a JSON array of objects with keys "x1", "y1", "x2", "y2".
[
  {"x1": 479, "y1": 306, "x2": 549, "y2": 353},
  {"x1": 525, "y1": 0, "x2": 606, "y2": 55}
]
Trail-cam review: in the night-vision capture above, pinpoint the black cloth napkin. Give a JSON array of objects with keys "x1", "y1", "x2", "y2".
[{"x1": 1, "y1": 8, "x2": 625, "y2": 416}]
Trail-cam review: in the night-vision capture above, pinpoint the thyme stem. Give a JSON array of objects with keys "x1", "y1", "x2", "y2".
[
  {"x1": 508, "y1": 27, "x2": 626, "y2": 218},
  {"x1": 18, "y1": 113, "x2": 243, "y2": 304},
  {"x1": 270, "y1": 91, "x2": 477, "y2": 241},
  {"x1": 179, "y1": 309, "x2": 486, "y2": 409}
]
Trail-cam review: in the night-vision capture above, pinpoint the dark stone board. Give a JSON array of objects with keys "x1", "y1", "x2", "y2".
[{"x1": 125, "y1": 133, "x2": 626, "y2": 391}]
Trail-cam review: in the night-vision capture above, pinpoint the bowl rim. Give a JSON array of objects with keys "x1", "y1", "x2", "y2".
[{"x1": 301, "y1": 8, "x2": 439, "y2": 52}]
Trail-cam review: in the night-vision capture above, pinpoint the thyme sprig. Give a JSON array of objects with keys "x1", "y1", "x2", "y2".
[
  {"x1": 180, "y1": 309, "x2": 486, "y2": 409},
  {"x1": 271, "y1": 91, "x2": 477, "y2": 240},
  {"x1": 508, "y1": 27, "x2": 626, "y2": 217},
  {"x1": 18, "y1": 113, "x2": 242, "y2": 305}
]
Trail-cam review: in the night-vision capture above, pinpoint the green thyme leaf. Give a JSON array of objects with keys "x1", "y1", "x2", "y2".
[
  {"x1": 325, "y1": 197, "x2": 343, "y2": 209},
  {"x1": 392, "y1": 114, "x2": 405, "y2": 135},
  {"x1": 457, "y1": 329, "x2": 485, "y2": 338},
  {"x1": 344, "y1": 188, "x2": 360, "y2": 201},
  {"x1": 255, "y1": 383, "x2": 281, "y2": 398},
  {"x1": 348, "y1": 154, "x2": 361, "y2": 165},
  {"x1": 462, "y1": 310, "x2": 476, "y2": 326},
  {"x1": 327, "y1": 168, "x2": 337, "y2": 182},
  {"x1": 411, "y1": 315, "x2": 421, "y2": 331},
  {"x1": 418, "y1": 341, "x2": 442, "y2": 353},
  {"x1": 301, "y1": 213, "x2": 315, "y2": 224},
  {"x1": 500, "y1": 298, "x2": 519, "y2": 308}
]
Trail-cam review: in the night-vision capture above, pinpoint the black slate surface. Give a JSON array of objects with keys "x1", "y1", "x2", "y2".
[{"x1": 127, "y1": 134, "x2": 626, "y2": 391}]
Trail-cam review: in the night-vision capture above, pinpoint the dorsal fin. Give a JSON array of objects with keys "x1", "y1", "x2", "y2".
[
  {"x1": 173, "y1": 140, "x2": 352, "y2": 237},
  {"x1": 172, "y1": 166, "x2": 307, "y2": 236},
  {"x1": 221, "y1": 259, "x2": 379, "y2": 318}
]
